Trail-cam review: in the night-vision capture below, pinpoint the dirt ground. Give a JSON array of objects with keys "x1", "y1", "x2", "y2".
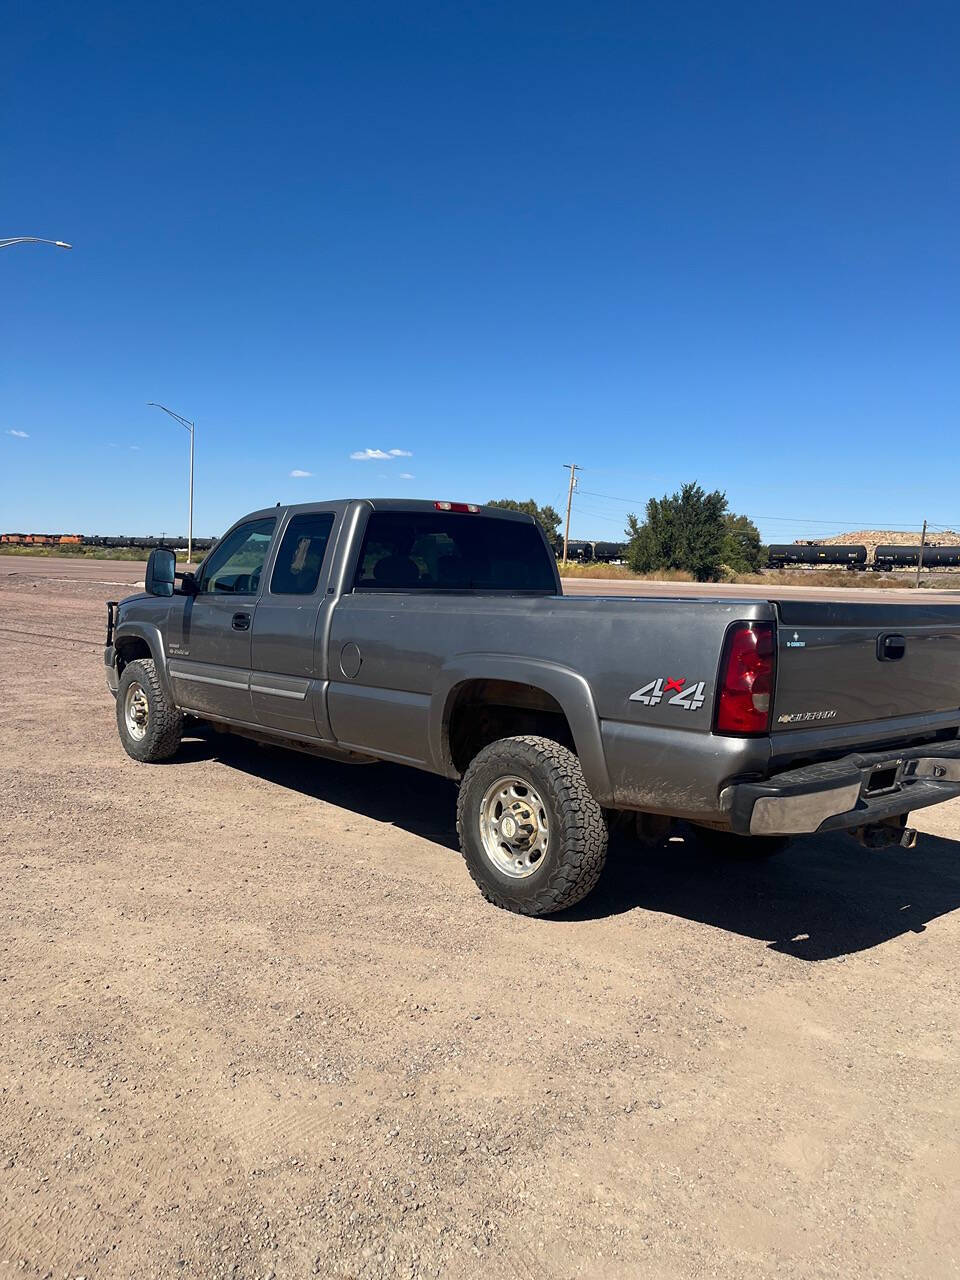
[{"x1": 2, "y1": 557, "x2": 959, "y2": 1279}]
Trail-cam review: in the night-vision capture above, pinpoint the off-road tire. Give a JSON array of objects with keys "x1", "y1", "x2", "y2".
[
  {"x1": 457, "y1": 735, "x2": 607, "y2": 915},
  {"x1": 116, "y1": 658, "x2": 183, "y2": 763},
  {"x1": 692, "y1": 825, "x2": 790, "y2": 859}
]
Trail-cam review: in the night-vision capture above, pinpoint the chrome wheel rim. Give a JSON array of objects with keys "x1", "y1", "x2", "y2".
[
  {"x1": 478, "y1": 775, "x2": 549, "y2": 878},
  {"x1": 124, "y1": 681, "x2": 149, "y2": 741}
]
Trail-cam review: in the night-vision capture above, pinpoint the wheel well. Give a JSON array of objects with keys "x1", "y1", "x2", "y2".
[
  {"x1": 114, "y1": 636, "x2": 152, "y2": 674},
  {"x1": 446, "y1": 679, "x2": 575, "y2": 775}
]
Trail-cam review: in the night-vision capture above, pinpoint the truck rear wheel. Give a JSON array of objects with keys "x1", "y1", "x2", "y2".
[
  {"x1": 116, "y1": 658, "x2": 183, "y2": 762},
  {"x1": 457, "y1": 735, "x2": 607, "y2": 915}
]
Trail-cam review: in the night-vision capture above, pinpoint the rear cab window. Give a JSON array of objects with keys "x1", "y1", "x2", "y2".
[
  {"x1": 270, "y1": 512, "x2": 336, "y2": 595},
  {"x1": 354, "y1": 511, "x2": 557, "y2": 593}
]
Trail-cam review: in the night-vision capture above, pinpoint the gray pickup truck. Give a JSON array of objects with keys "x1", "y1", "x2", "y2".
[{"x1": 105, "y1": 498, "x2": 960, "y2": 915}]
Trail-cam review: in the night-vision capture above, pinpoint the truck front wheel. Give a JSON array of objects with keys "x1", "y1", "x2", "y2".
[
  {"x1": 116, "y1": 658, "x2": 183, "y2": 763},
  {"x1": 457, "y1": 735, "x2": 608, "y2": 915}
]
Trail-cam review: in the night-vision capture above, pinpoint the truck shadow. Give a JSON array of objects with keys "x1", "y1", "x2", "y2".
[
  {"x1": 573, "y1": 826, "x2": 960, "y2": 960},
  {"x1": 182, "y1": 735, "x2": 462, "y2": 849},
  {"x1": 184, "y1": 735, "x2": 960, "y2": 961}
]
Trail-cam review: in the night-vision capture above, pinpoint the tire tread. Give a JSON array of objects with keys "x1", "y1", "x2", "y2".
[
  {"x1": 117, "y1": 658, "x2": 183, "y2": 762},
  {"x1": 456, "y1": 735, "x2": 607, "y2": 915}
]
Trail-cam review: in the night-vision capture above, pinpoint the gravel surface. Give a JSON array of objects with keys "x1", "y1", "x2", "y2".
[{"x1": 2, "y1": 561, "x2": 959, "y2": 1278}]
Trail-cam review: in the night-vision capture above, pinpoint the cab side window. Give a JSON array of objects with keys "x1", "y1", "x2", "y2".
[
  {"x1": 270, "y1": 513, "x2": 335, "y2": 595},
  {"x1": 198, "y1": 518, "x2": 276, "y2": 594}
]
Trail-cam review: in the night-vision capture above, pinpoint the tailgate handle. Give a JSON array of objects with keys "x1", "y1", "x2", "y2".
[{"x1": 877, "y1": 633, "x2": 906, "y2": 661}]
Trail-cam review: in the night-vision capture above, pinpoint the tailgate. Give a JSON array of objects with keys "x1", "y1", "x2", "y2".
[{"x1": 772, "y1": 600, "x2": 960, "y2": 729}]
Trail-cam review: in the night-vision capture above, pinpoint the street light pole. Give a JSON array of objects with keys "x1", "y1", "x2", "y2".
[
  {"x1": 147, "y1": 403, "x2": 196, "y2": 564},
  {"x1": 0, "y1": 237, "x2": 72, "y2": 250}
]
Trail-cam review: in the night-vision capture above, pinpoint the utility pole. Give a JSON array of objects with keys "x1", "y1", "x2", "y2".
[
  {"x1": 562, "y1": 464, "x2": 580, "y2": 564},
  {"x1": 915, "y1": 519, "x2": 927, "y2": 589}
]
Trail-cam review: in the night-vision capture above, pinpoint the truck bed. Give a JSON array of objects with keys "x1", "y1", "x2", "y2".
[{"x1": 561, "y1": 576, "x2": 960, "y2": 605}]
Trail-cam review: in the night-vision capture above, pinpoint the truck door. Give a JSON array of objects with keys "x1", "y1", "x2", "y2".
[
  {"x1": 166, "y1": 516, "x2": 276, "y2": 723},
  {"x1": 250, "y1": 509, "x2": 339, "y2": 738}
]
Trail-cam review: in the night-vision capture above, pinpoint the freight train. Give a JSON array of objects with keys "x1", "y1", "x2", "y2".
[
  {"x1": 0, "y1": 532, "x2": 218, "y2": 551},
  {"x1": 7, "y1": 527, "x2": 629, "y2": 562},
  {"x1": 556, "y1": 540, "x2": 627, "y2": 563},
  {"x1": 5, "y1": 528, "x2": 624, "y2": 561},
  {"x1": 767, "y1": 543, "x2": 960, "y2": 571}
]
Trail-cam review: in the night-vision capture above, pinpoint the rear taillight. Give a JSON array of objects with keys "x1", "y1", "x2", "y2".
[{"x1": 714, "y1": 622, "x2": 776, "y2": 735}]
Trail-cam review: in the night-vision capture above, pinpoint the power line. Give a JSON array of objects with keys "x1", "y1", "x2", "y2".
[
  {"x1": 576, "y1": 489, "x2": 946, "y2": 530},
  {"x1": 569, "y1": 502, "x2": 626, "y2": 519}
]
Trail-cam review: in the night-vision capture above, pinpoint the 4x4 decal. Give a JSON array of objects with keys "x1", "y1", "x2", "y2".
[{"x1": 629, "y1": 677, "x2": 706, "y2": 711}]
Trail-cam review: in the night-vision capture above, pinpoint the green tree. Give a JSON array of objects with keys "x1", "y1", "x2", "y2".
[
  {"x1": 487, "y1": 498, "x2": 562, "y2": 545},
  {"x1": 625, "y1": 482, "x2": 728, "y2": 581},
  {"x1": 721, "y1": 513, "x2": 763, "y2": 574}
]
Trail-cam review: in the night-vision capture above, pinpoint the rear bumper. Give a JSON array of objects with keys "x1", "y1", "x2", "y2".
[{"x1": 721, "y1": 740, "x2": 960, "y2": 836}]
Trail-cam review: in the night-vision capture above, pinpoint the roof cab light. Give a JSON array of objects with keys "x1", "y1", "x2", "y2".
[
  {"x1": 714, "y1": 622, "x2": 776, "y2": 736},
  {"x1": 434, "y1": 501, "x2": 480, "y2": 513}
]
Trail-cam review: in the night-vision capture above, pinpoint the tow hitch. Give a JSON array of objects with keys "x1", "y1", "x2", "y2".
[{"x1": 853, "y1": 814, "x2": 918, "y2": 850}]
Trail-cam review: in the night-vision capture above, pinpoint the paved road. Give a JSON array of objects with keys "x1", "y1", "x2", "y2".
[
  {"x1": 0, "y1": 554, "x2": 148, "y2": 586},
  {"x1": 4, "y1": 554, "x2": 960, "y2": 603}
]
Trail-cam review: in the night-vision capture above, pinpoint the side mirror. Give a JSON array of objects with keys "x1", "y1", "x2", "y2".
[
  {"x1": 144, "y1": 547, "x2": 176, "y2": 597},
  {"x1": 178, "y1": 570, "x2": 199, "y2": 595}
]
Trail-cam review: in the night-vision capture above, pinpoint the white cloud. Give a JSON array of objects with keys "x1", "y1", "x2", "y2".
[
  {"x1": 6, "y1": 429, "x2": 29, "y2": 438},
  {"x1": 399, "y1": 473, "x2": 415, "y2": 480},
  {"x1": 290, "y1": 468, "x2": 313, "y2": 477},
  {"x1": 350, "y1": 447, "x2": 413, "y2": 461}
]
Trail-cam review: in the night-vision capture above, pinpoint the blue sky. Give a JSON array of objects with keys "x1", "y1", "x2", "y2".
[{"x1": 2, "y1": 1, "x2": 958, "y2": 543}]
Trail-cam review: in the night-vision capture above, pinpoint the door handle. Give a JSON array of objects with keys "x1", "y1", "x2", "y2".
[
  {"x1": 232, "y1": 612, "x2": 251, "y2": 631},
  {"x1": 877, "y1": 633, "x2": 905, "y2": 661}
]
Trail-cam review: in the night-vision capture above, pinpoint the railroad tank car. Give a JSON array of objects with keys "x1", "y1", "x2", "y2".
[
  {"x1": 923, "y1": 545, "x2": 960, "y2": 568},
  {"x1": 873, "y1": 545, "x2": 960, "y2": 571},
  {"x1": 767, "y1": 543, "x2": 867, "y2": 569},
  {"x1": 591, "y1": 541, "x2": 627, "y2": 563},
  {"x1": 874, "y1": 544, "x2": 918, "y2": 570},
  {"x1": 563, "y1": 540, "x2": 593, "y2": 563}
]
